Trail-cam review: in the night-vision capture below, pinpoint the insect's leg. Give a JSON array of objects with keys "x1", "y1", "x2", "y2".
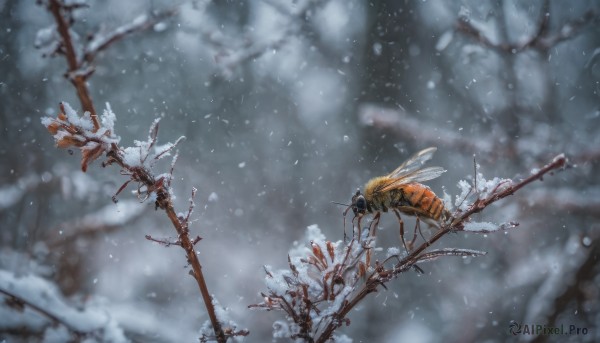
[
  {"x1": 408, "y1": 217, "x2": 420, "y2": 251},
  {"x1": 393, "y1": 209, "x2": 409, "y2": 254},
  {"x1": 369, "y1": 212, "x2": 381, "y2": 238},
  {"x1": 408, "y1": 216, "x2": 428, "y2": 250},
  {"x1": 416, "y1": 217, "x2": 428, "y2": 244},
  {"x1": 343, "y1": 215, "x2": 348, "y2": 243},
  {"x1": 356, "y1": 216, "x2": 362, "y2": 242}
]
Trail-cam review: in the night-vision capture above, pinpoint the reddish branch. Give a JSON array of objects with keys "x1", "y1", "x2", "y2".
[
  {"x1": 40, "y1": 2, "x2": 228, "y2": 342},
  {"x1": 314, "y1": 153, "x2": 567, "y2": 343},
  {"x1": 45, "y1": 0, "x2": 177, "y2": 129},
  {"x1": 47, "y1": 0, "x2": 98, "y2": 127}
]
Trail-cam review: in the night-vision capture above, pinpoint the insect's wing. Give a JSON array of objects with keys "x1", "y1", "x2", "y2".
[
  {"x1": 379, "y1": 167, "x2": 446, "y2": 193},
  {"x1": 387, "y1": 147, "x2": 437, "y2": 179}
]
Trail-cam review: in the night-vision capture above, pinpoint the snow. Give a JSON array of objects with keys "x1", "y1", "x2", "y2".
[
  {"x1": 0, "y1": 270, "x2": 127, "y2": 342},
  {"x1": 464, "y1": 221, "x2": 499, "y2": 232},
  {"x1": 387, "y1": 247, "x2": 401, "y2": 258},
  {"x1": 0, "y1": 174, "x2": 40, "y2": 210},
  {"x1": 87, "y1": 14, "x2": 149, "y2": 53},
  {"x1": 454, "y1": 169, "x2": 512, "y2": 211},
  {"x1": 41, "y1": 102, "x2": 120, "y2": 154},
  {"x1": 34, "y1": 25, "x2": 60, "y2": 56},
  {"x1": 63, "y1": 102, "x2": 94, "y2": 131},
  {"x1": 101, "y1": 102, "x2": 117, "y2": 133}
]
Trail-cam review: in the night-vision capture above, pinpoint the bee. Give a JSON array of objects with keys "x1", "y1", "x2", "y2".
[{"x1": 344, "y1": 147, "x2": 451, "y2": 251}]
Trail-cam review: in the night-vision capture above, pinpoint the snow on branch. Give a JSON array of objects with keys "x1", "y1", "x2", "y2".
[
  {"x1": 40, "y1": 99, "x2": 230, "y2": 341},
  {"x1": 84, "y1": 9, "x2": 178, "y2": 64},
  {"x1": 454, "y1": 0, "x2": 598, "y2": 54},
  {"x1": 37, "y1": 0, "x2": 177, "y2": 122},
  {"x1": 41, "y1": 102, "x2": 119, "y2": 171},
  {"x1": 38, "y1": 3, "x2": 230, "y2": 342},
  {"x1": 0, "y1": 270, "x2": 127, "y2": 342},
  {"x1": 45, "y1": 199, "x2": 146, "y2": 247},
  {"x1": 208, "y1": 0, "x2": 333, "y2": 75},
  {"x1": 358, "y1": 103, "x2": 496, "y2": 155}
]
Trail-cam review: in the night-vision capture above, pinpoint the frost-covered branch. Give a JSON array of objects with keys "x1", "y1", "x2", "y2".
[
  {"x1": 251, "y1": 153, "x2": 567, "y2": 342},
  {"x1": 455, "y1": 0, "x2": 598, "y2": 54},
  {"x1": 0, "y1": 270, "x2": 127, "y2": 341},
  {"x1": 37, "y1": 0, "x2": 177, "y2": 125},
  {"x1": 207, "y1": 0, "x2": 332, "y2": 75},
  {"x1": 41, "y1": 101, "x2": 230, "y2": 342},
  {"x1": 358, "y1": 103, "x2": 497, "y2": 155},
  {"x1": 83, "y1": 9, "x2": 177, "y2": 64},
  {"x1": 36, "y1": 3, "x2": 233, "y2": 341},
  {"x1": 45, "y1": 199, "x2": 146, "y2": 247}
]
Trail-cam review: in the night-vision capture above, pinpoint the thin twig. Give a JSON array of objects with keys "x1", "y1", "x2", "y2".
[
  {"x1": 456, "y1": 1, "x2": 598, "y2": 54},
  {"x1": 47, "y1": 0, "x2": 98, "y2": 127}
]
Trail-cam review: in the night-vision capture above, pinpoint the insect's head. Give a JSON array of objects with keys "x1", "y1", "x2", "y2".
[{"x1": 350, "y1": 189, "x2": 367, "y2": 216}]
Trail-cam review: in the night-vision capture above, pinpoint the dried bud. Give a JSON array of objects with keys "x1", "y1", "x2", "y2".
[
  {"x1": 311, "y1": 241, "x2": 327, "y2": 267},
  {"x1": 326, "y1": 241, "x2": 335, "y2": 262},
  {"x1": 46, "y1": 120, "x2": 61, "y2": 135},
  {"x1": 357, "y1": 262, "x2": 366, "y2": 278},
  {"x1": 56, "y1": 134, "x2": 85, "y2": 148}
]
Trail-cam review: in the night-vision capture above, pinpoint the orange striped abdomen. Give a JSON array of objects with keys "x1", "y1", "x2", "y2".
[{"x1": 394, "y1": 183, "x2": 446, "y2": 221}]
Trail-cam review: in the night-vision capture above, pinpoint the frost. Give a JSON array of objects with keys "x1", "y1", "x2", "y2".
[
  {"x1": 63, "y1": 102, "x2": 94, "y2": 131},
  {"x1": 387, "y1": 247, "x2": 401, "y2": 257},
  {"x1": 464, "y1": 221, "x2": 518, "y2": 233},
  {"x1": 253, "y1": 225, "x2": 371, "y2": 340},
  {"x1": 273, "y1": 320, "x2": 299, "y2": 339},
  {"x1": 34, "y1": 25, "x2": 60, "y2": 56},
  {"x1": 41, "y1": 101, "x2": 120, "y2": 154},
  {"x1": 454, "y1": 169, "x2": 512, "y2": 211},
  {"x1": 0, "y1": 270, "x2": 127, "y2": 342},
  {"x1": 464, "y1": 221, "x2": 499, "y2": 232},
  {"x1": 458, "y1": 6, "x2": 471, "y2": 19},
  {"x1": 333, "y1": 333, "x2": 353, "y2": 343},
  {"x1": 304, "y1": 224, "x2": 327, "y2": 244},
  {"x1": 101, "y1": 102, "x2": 117, "y2": 133},
  {"x1": 120, "y1": 118, "x2": 184, "y2": 169},
  {"x1": 87, "y1": 14, "x2": 149, "y2": 53},
  {"x1": 199, "y1": 297, "x2": 247, "y2": 342}
]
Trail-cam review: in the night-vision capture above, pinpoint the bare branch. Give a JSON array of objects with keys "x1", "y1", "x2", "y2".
[
  {"x1": 0, "y1": 288, "x2": 83, "y2": 337},
  {"x1": 39, "y1": 3, "x2": 228, "y2": 341},
  {"x1": 46, "y1": 0, "x2": 98, "y2": 126},
  {"x1": 84, "y1": 9, "x2": 178, "y2": 64},
  {"x1": 358, "y1": 103, "x2": 496, "y2": 154},
  {"x1": 456, "y1": 3, "x2": 598, "y2": 54}
]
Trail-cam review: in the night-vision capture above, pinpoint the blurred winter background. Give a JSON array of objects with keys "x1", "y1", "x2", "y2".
[{"x1": 1, "y1": 0, "x2": 599, "y2": 342}]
